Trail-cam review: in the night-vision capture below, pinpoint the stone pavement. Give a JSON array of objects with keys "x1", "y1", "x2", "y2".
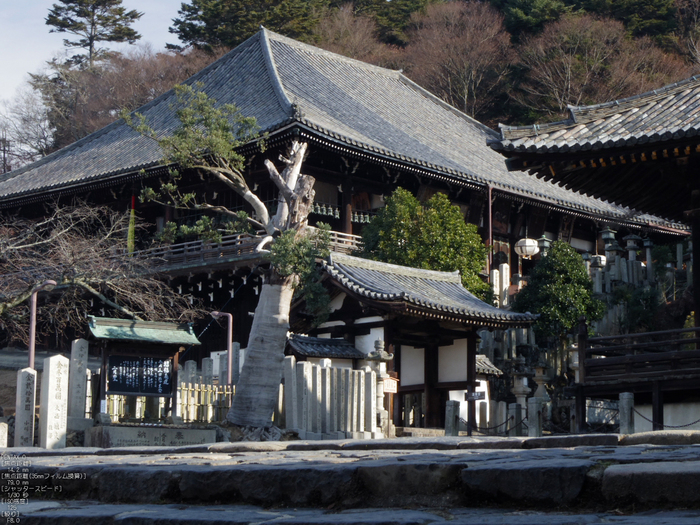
[{"x1": 4, "y1": 431, "x2": 700, "y2": 523}]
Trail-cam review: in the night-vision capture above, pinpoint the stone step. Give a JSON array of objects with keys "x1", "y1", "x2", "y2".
[{"x1": 4, "y1": 434, "x2": 700, "y2": 512}]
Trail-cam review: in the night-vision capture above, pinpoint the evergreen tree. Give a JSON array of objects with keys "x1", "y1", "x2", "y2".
[
  {"x1": 46, "y1": 0, "x2": 143, "y2": 67},
  {"x1": 168, "y1": 0, "x2": 329, "y2": 51},
  {"x1": 512, "y1": 241, "x2": 604, "y2": 370},
  {"x1": 360, "y1": 188, "x2": 490, "y2": 299}
]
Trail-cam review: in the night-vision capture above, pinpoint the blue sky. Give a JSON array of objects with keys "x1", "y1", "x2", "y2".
[{"x1": 1, "y1": 0, "x2": 183, "y2": 102}]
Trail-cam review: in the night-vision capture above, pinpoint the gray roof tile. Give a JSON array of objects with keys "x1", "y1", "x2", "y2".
[
  {"x1": 2, "y1": 30, "x2": 682, "y2": 230},
  {"x1": 324, "y1": 253, "x2": 537, "y2": 328},
  {"x1": 493, "y1": 76, "x2": 700, "y2": 155},
  {"x1": 287, "y1": 334, "x2": 365, "y2": 359}
]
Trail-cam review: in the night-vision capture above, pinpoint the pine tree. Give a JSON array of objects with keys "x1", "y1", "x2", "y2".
[{"x1": 46, "y1": 0, "x2": 143, "y2": 67}]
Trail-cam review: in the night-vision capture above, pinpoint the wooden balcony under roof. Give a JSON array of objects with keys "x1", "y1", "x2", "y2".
[{"x1": 137, "y1": 228, "x2": 362, "y2": 276}]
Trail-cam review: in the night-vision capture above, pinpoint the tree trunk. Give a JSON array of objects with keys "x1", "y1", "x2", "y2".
[{"x1": 227, "y1": 277, "x2": 295, "y2": 427}]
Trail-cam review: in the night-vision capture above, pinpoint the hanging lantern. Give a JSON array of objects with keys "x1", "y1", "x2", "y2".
[
  {"x1": 352, "y1": 211, "x2": 358, "y2": 222},
  {"x1": 514, "y1": 238, "x2": 540, "y2": 259},
  {"x1": 321, "y1": 204, "x2": 327, "y2": 215},
  {"x1": 334, "y1": 207, "x2": 340, "y2": 219}
]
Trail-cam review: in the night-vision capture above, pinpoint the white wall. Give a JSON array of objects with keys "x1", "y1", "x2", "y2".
[
  {"x1": 306, "y1": 357, "x2": 354, "y2": 369},
  {"x1": 449, "y1": 379, "x2": 490, "y2": 428},
  {"x1": 438, "y1": 339, "x2": 467, "y2": 383},
  {"x1": 400, "y1": 346, "x2": 424, "y2": 386},
  {"x1": 354, "y1": 316, "x2": 384, "y2": 355},
  {"x1": 635, "y1": 403, "x2": 700, "y2": 432}
]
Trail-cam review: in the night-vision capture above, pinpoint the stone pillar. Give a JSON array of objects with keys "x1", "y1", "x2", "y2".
[
  {"x1": 619, "y1": 392, "x2": 635, "y2": 435},
  {"x1": 296, "y1": 361, "x2": 311, "y2": 433},
  {"x1": 338, "y1": 368, "x2": 347, "y2": 433},
  {"x1": 445, "y1": 400, "x2": 460, "y2": 437},
  {"x1": 593, "y1": 269, "x2": 603, "y2": 294},
  {"x1": 479, "y1": 401, "x2": 488, "y2": 433},
  {"x1": 499, "y1": 263, "x2": 510, "y2": 307},
  {"x1": 645, "y1": 242, "x2": 654, "y2": 282},
  {"x1": 321, "y1": 366, "x2": 332, "y2": 434},
  {"x1": 490, "y1": 269, "x2": 500, "y2": 306},
  {"x1": 343, "y1": 368, "x2": 353, "y2": 433},
  {"x1": 40, "y1": 355, "x2": 69, "y2": 449},
  {"x1": 68, "y1": 338, "x2": 89, "y2": 419},
  {"x1": 329, "y1": 367, "x2": 338, "y2": 433},
  {"x1": 508, "y1": 403, "x2": 523, "y2": 437},
  {"x1": 183, "y1": 360, "x2": 197, "y2": 385},
  {"x1": 311, "y1": 364, "x2": 322, "y2": 434},
  {"x1": 364, "y1": 368, "x2": 376, "y2": 435},
  {"x1": 283, "y1": 356, "x2": 297, "y2": 430},
  {"x1": 488, "y1": 399, "x2": 498, "y2": 436},
  {"x1": 201, "y1": 358, "x2": 214, "y2": 385},
  {"x1": 218, "y1": 354, "x2": 228, "y2": 385},
  {"x1": 678, "y1": 242, "x2": 684, "y2": 271},
  {"x1": 350, "y1": 371, "x2": 359, "y2": 433},
  {"x1": 528, "y1": 397, "x2": 542, "y2": 438},
  {"x1": 14, "y1": 368, "x2": 37, "y2": 447},
  {"x1": 497, "y1": 401, "x2": 508, "y2": 436},
  {"x1": 0, "y1": 423, "x2": 7, "y2": 447},
  {"x1": 357, "y1": 371, "x2": 365, "y2": 433}
]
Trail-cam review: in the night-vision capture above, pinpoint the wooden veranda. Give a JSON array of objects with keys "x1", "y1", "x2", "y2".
[{"x1": 575, "y1": 320, "x2": 700, "y2": 431}]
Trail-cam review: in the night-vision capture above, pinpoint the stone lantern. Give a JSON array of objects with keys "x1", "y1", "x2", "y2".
[
  {"x1": 537, "y1": 236, "x2": 552, "y2": 257},
  {"x1": 600, "y1": 227, "x2": 616, "y2": 248},
  {"x1": 643, "y1": 238, "x2": 654, "y2": 282},
  {"x1": 623, "y1": 234, "x2": 642, "y2": 262},
  {"x1": 365, "y1": 339, "x2": 394, "y2": 437},
  {"x1": 532, "y1": 359, "x2": 550, "y2": 400}
]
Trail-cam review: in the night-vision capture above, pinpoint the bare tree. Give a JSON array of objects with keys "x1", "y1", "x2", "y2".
[
  {"x1": 676, "y1": 0, "x2": 700, "y2": 64},
  {"x1": 403, "y1": 1, "x2": 514, "y2": 125},
  {"x1": 515, "y1": 13, "x2": 693, "y2": 119},
  {"x1": 0, "y1": 202, "x2": 202, "y2": 347},
  {"x1": 127, "y1": 85, "x2": 326, "y2": 428},
  {"x1": 22, "y1": 46, "x2": 225, "y2": 155},
  {"x1": 314, "y1": 4, "x2": 400, "y2": 67}
]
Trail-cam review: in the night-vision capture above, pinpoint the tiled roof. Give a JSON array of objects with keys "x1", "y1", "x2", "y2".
[
  {"x1": 2, "y1": 29, "x2": 681, "y2": 230},
  {"x1": 324, "y1": 253, "x2": 537, "y2": 328},
  {"x1": 491, "y1": 76, "x2": 700, "y2": 155},
  {"x1": 476, "y1": 355, "x2": 503, "y2": 376},
  {"x1": 287, "y1": 334, "x2": 366, "y2": 359}
]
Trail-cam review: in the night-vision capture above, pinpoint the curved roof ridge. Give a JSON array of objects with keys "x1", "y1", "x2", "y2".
[
  {"x1": 259, "y1": 27, "x2": 295, "y2": 116},
  {"x1": 497, "y1": 76, "x2": 700, "y2": 140},
  {"x1": 568, "y1": 75, "x2": 700, "y2": 116}
]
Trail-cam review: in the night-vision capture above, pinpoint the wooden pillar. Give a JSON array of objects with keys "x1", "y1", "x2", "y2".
[
  {"x1": 486, "y1": 185, "x2": 493, "y2": 275},
  {"x1": 652, "y1": 381, "x2": 664, "y2": 431},
  {"x1": 424, "y1": 345, "x2": 440, "y2": 428},
  {"x1": 342, "y1": 181, "x2": 353, "y2": 235},
  {"x1": 100, "y1": 347, "x2": 108, "y2": 413},
  {"x1": 467, "y1": 330, "x2": 478, "y2": 436},
  {"x1": 575, "y1": 317, "x2": 588, "y2": 433},
  {"x1": 693, "y1": 190, "x2": 700, "y2": 330}
]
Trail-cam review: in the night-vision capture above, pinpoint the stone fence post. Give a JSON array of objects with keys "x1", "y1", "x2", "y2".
[
  {"x1": 619, "y1": 392, "x2": 635, "y2": 435},
  {"x1": 445, "y1": 400, "x2": 460, "y2": 437}
]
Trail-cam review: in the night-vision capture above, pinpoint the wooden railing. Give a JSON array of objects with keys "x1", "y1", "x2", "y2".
[
  {"x1": 135, "y1": 228, "x2": 362, "y2": 272},
  {"x1": 578, "y1": 325, "x2": 700, "y2": 384}
]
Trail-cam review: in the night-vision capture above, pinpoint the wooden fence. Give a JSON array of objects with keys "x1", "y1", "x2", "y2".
[{"x1": 177, "y1": 382, "x2": 235, "y2": 423}]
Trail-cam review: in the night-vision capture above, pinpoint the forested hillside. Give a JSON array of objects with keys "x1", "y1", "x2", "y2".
[{"x1": 4, "y1": 0, "x2": 699, "y2": 169}]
